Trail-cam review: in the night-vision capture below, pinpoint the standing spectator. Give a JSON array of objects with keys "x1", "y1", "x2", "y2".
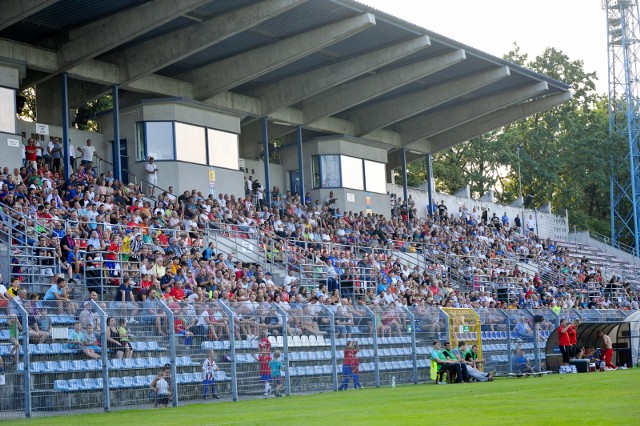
[
  {"x1": 8, "y1": 314, "x2": 22, "y2": 362},
  {"x1": 78, "y1": 139, "x2": 98, "y2": 168},
  {"x1": 153, "y1": 369, "x2": 171, "y2": 408},
  {"x1": 558, "y1": 318, "x2": 571, "y2": 366},
  {"x1": 51, "y1": 137, "x2": 62, "y2": 173},
  {"x1": 255, "y1": 335, "x2": 272, "y2": 396},
  {"x1": 339, "y1": 340, "x2": 355, "y2": 391},
  {"x1": 145, "y1": 157, "x2": 158, "y2": 198},
  {"x1": 69, "y1": 141, "x2": 76, "y2": 172},
  {"x1": 526, "y1": 215, "x2": 536, "y2": 234},
  {"x1": 269, "y1": 350, "x2": 284, "y2": 397},
  {"x1": 568, "y1": 319, "x2": 580, "y2": 358},
  {"x1": 202, "y1": 350, "x2": 220, "y2": 399},
  {"x1": 24, "y1": 139, "x2": 38, "y2": 171},
  {"x1": 598, "y1": 330, "x2": 617, "y2": 370}
]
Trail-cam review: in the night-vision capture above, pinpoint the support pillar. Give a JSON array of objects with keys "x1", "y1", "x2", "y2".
[
  {"x1": 112, "y1": 84, "x2": 121, "y2": 182},
  {"x1": 401, "y1": 148, "x2": 409, "y2": 223},
  {"x1": 425, "y1": 153, "x2": 434, "y2": 216},
  {"x1": 262, "y1": 117, "x2": 271, "y2": 206},
  {"x1": 61, "y1": 73, "x2": 70, "y2": 181},
  {"x1": 296, "y1": 125, "x2": 305, "y2": 201}
]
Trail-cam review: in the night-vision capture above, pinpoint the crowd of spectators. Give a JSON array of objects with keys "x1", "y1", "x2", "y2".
[{"x1": 1, "y1": 141, "x2": 639, "y2": 345}]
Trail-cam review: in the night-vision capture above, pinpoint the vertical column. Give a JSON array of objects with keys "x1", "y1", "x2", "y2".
[
  {"x1": 296, "y1": 125, "x2": 305, "y2": 201},
  {"x1": 92, "y1": 301, "x2": 110, "y2": 412},
  {"x1": 262, "y1": 117, "x2": 271, "y2": 206},
  {"x1": 112, "y1": 84, "x2": 121, "y2": 182},
  {"x1": 425, "y1": 153, "x2": 434, "y2": 216},
  {"x1": 61, "y1": 73, "x2": 70, "y2": 181},
  {"x1": 401, "y1": 148, "x2": 409, "y2": 223}
]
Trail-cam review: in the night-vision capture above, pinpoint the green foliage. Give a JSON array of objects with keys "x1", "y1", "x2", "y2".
[{"x1": 420, "y1": 44, "x2": 612, "y2": 233}]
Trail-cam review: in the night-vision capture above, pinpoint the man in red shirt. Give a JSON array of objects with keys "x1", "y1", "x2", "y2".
[
  {"x1": 567, "y1": 319, "x2": 580, "y2": 358},
  {"x1": 558, "y1": 318, "x2": 572, "y2": 365},
  {"x1": 25, "y1": 139, "x2": 38, "y2": 171}
]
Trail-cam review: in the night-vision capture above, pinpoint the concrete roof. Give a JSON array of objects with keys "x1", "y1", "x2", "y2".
[{"x1": 0, "y1": 0, "x2": 572, "y2": 166}]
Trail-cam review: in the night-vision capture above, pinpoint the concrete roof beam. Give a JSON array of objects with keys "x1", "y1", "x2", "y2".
[
  {"x1": 400, "y1": 81, "x2": 550, "y2": 144},
  {"x1": 115, "y1": 0, "x2": 306, "y2": 83},
  {"x1": 253, "y1": 35, "x2": 431, "y2": 114},
  {"x1": 353, "y1": 66, "x2": 511, "y2": 136},
  {"x1": 189, "y1": 13, "x2": 377, "y2": 100},
  {"x1": 57, "y1": 0, "x2": 210, "y2": 71},
  {"x1": 427, "y1": 91, "x2": 573, "y2": 152},
  {"x1": 0, "y1": 0, "x2": 59, "y2": 31},
  {"x1": 302, "y1": 49, "x2": 466, "y2": 125}
]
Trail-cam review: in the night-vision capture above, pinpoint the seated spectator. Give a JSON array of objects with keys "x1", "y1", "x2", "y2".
[
  {"x1": 430, "y1": 340, "x2": 464, "y2": 384},
  {"x1": 68, "y1": 321, "x2": 100, "y2": 360},
  {"x1": 512, "y1": 348, "x2": 535, "y2": 373}
]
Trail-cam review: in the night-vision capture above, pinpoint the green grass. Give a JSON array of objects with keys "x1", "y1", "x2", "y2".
[{"x1": 6, "y1": 369, "x2": 640, "y2": 425}]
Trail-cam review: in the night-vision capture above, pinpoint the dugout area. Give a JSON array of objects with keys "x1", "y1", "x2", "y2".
[{"x1": 545, "y1": 322, "x2": 633, "y2": 371}]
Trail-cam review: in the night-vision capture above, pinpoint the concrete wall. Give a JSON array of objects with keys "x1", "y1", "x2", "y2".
[
  {"x1": 387, "y1": 183, "x2": 569, "y2": 241},
  {"x1": 277, "y1": 136, "x2": 390, "y2": 215},
  {"x1": 98, "y1": 99, "x2": 244, "y2": 195}
]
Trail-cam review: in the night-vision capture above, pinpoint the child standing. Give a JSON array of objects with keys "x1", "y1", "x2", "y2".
[
  {"x1": 269, "y1": 350, "x2": 284, "y2": 397},
  {"x1": 8, "y1": 314, "x2": 21, "y2": 362},
  {"x1": 202, "y1": 350, "x2": 220, "y2": 399},
  {"x1": 256, "y1": 343, "x2": 272, "y2": 396},
  {"x1": 154, "y1": 370, "x2": 171, "y2": 407}
]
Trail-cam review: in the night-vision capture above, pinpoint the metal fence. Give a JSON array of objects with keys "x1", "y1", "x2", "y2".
[{"x1": 0, "y1": 297, "x2": 634, "y2": 419}]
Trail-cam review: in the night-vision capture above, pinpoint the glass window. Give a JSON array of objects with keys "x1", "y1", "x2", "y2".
[
  {"x1": 320, "y1": 155, "x2": 341, "y2": 188},
  {"x1": 207, "y1": 128, "x2": 239, "y2": 170},
  {"x1": 135, "y1": 122, "x2": 145, "y2": 161},
  {"x1": 145, "y1": 122, "x2": 174, "y2": 160},
  {"x1": 0, "y1": 86, "x2": 17, "y2": 134},
  {"x1": 340, "y1": 155, "x2": 364, "y2": 190},
  {"x1": 364, "y1": 160, "x2": 386, "y2": 193},
  {"x1": 311, "y1": 156, "x2": 320, "y2": 189},
  {"x1": 176, "y1": 122, "x2": 206, "y2": 165}
]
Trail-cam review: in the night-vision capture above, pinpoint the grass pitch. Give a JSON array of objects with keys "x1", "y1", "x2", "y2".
[{"x1": 7, "y1": 369, "x2": 640, "y2": 426}]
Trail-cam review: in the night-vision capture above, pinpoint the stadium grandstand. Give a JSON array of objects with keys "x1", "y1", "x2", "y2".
[{"x1": 0, "y1": 0, "x2": 637, "y2": 419}]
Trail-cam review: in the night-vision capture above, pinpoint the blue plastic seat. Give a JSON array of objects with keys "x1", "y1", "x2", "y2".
[
  {"x1": 59, "y1": 360, "x2": 73, "y2": 372},
  {"x1": 147, "y1": 341, "x2": 161, "y2": 351},
  {"x1": 134, "y1": 376, "x2": 147, "y2": 387},
  {"x1": 122, "y1": 358, "x2": 134, "y2": 369},
  {"x1": 54, "y1": 380, "x2": 69, "y2": 392},
  {"x1": 68, "y1": 379, "x2": 83, "y2": 391},
  {"x1": 122, "y1": 376, "x2": 135, "y2": 388}
]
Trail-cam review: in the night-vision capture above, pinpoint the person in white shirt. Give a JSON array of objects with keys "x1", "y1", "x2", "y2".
[
  {"x1": 78, "y1": 139, "x2": 97, "y2": 168},
  {"x1": 69, "y1": 143, "x2": 76, "y2": 171},
  {"x1": 145, "y1": 157, "x2": 158, "y2": 198},
  {"x1": 202, "y1": 350, "x2": 220, "y2": 399}
]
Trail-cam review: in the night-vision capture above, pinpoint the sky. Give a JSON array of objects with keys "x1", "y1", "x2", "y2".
[{"x1": 360, "y1": 0, "x2": 608, "y2": 93}]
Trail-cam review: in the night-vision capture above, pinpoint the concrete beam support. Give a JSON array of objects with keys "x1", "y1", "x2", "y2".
[
  {"x1": 36, "y1": 77, "x2": 63, "y2": 124},
  {"x1": 428, "y1": 91, "x2": 572, "y2": 152},
  {"x1": 302, "y1": 49, "x2": 466, "y2": 125},
  {"x1": 57, "y1": 0, "x2": 210, "y2": 71},
  {"x1": 252, "y1": 36, "x2": 430, "y2": 115},
  {"x1": 353, "y1": 66, "x2": 510, "y2": 136},
  {"x1": 188, "y1": 13, "x2": 376, "y2": 99},
  {"x1": 401, "y1": 81, "x2": 549, "y2": 145},
  {"x1": 116, "y1": 0, "x2": 305, "y2": 83},
  {"x1": 0, "y1": 0, "x2": 59, "y2": 31}
]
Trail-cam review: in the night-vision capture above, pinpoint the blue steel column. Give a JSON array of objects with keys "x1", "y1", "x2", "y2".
[
  {"x1": 425, "y1": 153, "x2": 434, "y2": 216},
  {"x1": 158, "y1": 299, "x2": 178, "y2": 407},
  {"x1": 112, "y1": 85, "x2": 121, "y2": 182},
  {"x1": 262, "y1": 117, "x2": 271, "y2": 207},
  {"x1": 296, "y1": 125, "x2": 305, "y2": 200},
  {"x1": 401, "y1": 148, "x2": 409, "y2": 222},
  {"x1": 61, "y1": 73, "x2": 70, "y2": 181},
  {"x1": 14, "y1": 300, "x2": 31, "y2": 417},
  {"x1": 218, "y1": 300, "x2": 238, "y2": 401}
]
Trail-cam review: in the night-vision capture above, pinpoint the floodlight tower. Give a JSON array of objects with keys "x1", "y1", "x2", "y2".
[{"x1": 605, "y1": 0, "x2": 640, "y2": 254}]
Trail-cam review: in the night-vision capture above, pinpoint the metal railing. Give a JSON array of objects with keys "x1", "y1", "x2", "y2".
[{"x1": 0, "y1": 299, "x2": 634, "y2": 420}]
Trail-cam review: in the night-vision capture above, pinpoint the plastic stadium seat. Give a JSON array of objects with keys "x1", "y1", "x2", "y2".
[
  {"x1": 0, "y1": 330, "x2": 10, "y2": 340},
  {"x1": 275, "y1": 336, "x2": 283, "y2": 347},
  {"x1": 59, "y1": 360, "x2": 73, "y2": 372},
  {"x1": 316, "y1": 335, "x2": 329, "y2": 346},
  {"x1": 201, "y1": 341, "x2": 215, "y2": 350},
  {"x1": 54, "y1": 380, "x2": 69, "y2": 392},
  {"x1": 147, "y1": 341, "x2": 161, "y2": 351},
  {"x1": 134, "y1": 376, "x2": 147, "y2": 387},
  {"x1": 215, "y1": 370, "x2": 229, "y2": 381},
  {"x1": 159, "y1": 356, "x2": 170, "y2": 366},
  {"x1": 122, "y1": 376, "x2": 135, "y2": 388},
  {"x1": 301, "y1": 335, "x2": 311, "y2": 346},
  {"x1": 68, "y1": 379, "x2": 83, "y2": 391},
  {"x1": 292, "y1": 336, "x2": 302, "y2": 347}
]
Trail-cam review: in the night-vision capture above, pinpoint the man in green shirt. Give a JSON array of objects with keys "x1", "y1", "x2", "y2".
[
  {"x1": 442, "y1": 341, "x2": 470, "y2": 382},
  {"x1": 430, "y1": 340, "x2": 463, "y2": 384}
]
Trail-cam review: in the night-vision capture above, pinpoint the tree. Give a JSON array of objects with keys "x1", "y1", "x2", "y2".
[{"x1": 407, "y1": 43, "x2": 611, "y2": 232}]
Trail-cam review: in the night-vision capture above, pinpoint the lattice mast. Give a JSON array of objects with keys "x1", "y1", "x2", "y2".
[{"x1": 605, "y1": 0, "x2": 640, "y2": 254}]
